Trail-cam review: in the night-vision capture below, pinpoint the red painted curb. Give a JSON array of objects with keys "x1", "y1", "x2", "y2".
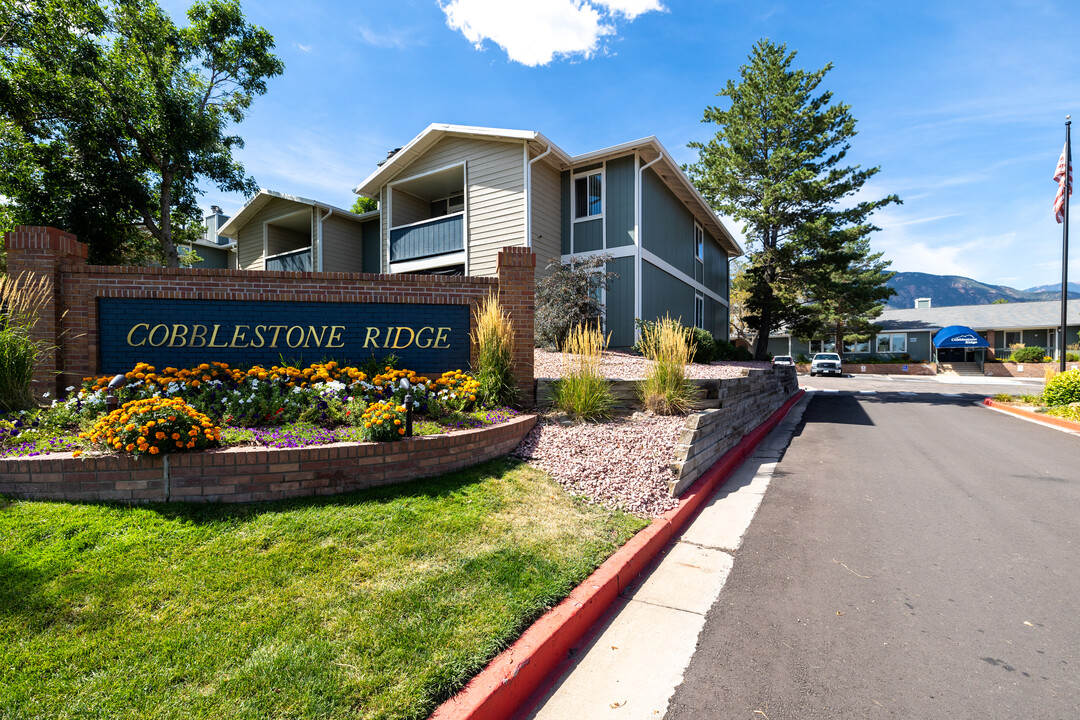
[
  {"x1": 429, "y1": 389, "x2": 807, "y2": 720},
  {"x1": 982, "y1": 398, "x2": 1080, "y2": 432}
]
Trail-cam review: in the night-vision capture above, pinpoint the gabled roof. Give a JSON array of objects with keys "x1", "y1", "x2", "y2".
[
  {"x1": 876, "y1": 299, "x2": 1080, "y2": 333},
  {"x1": 216, "y1": 189, "x2": 377, "y2": 239},
  {"x1": 353, "y1": 123, "x2": 743, "y2": 258}
]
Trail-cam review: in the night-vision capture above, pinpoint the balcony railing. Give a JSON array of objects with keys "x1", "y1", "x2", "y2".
[
  {"x1": 266, "y1": 248, "x2": 311, "y2": 272},
  {"x1": 390, "y1": 213, "x2": 464, "y2": 263}
]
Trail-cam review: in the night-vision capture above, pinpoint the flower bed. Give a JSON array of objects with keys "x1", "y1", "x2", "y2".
[{"x1": 0, "y1": 360, "x2": 532, "y2": 502}]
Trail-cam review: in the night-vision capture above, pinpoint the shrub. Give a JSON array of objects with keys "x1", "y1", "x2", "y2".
[
  {"x1": 535, "y1": 255, "x2": 617, "y2": 349},
  {"x1": 1010, "y1": 346, "x2": 1046, "y2": 363},
  {"x1": 1043, "y1": 368, "x2": 1080, "y2": 406},
  {"x1": 552, "y1": 323, "x2": 613, "y2": 420},
  {"x1": 992, "y1": 393, "x2": 1015, "y2": 403},
  {"x1": 689, "y1": 327, "x2": 718, "y2": 364},
  {"x1": 82, "y1": 397, "x2": 220, "y2": 456},
  {"x1": 472, "y1": 293, "x2": 517, "y2": 407},
  {"x1": 637, "y1": 315, "x2": 699, "y2": 415},
  {"x1": 357, "y1": 400, "x2": 408, "y2": 442},
  {"x1": 1068, "y1": 352, "x2": 1080, "y2": 362},
  {"x1": 795, "y1": 353, "x2": 810, "y2": 364},
  {"x1": 0, "y1": 273, "x2": 52, "y2": 411}
]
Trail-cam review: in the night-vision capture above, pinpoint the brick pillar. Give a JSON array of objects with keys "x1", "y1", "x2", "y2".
[
  {"x1": 496, "y1": 246, "x2": 536, "y2": 406},
  {"x1": 986, "y1": 330, "x2": 996, "y2": 359},
  {"x1": 3, "y1": 226, "x2": 89, "y2": 398}
]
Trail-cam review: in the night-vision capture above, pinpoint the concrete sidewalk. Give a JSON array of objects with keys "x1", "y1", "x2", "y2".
[{"x1": 516, "y1": 393, "x2": 812, "y2": 720}]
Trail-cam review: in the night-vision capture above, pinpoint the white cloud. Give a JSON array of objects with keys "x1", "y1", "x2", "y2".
[
  {"x1": 355, "y1": 23, "x2": 416, "y2": 50},
  {"x1": 295, "y1": 43, "x2": 311, "y2": 52},
  {"x1": 437, "y1": 0, "x2": 662, "y2": 66}
]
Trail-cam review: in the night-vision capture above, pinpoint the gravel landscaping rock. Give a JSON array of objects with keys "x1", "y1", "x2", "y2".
[
  {"x1": 513, "y1": 414, "x2": 685, "y2": 517},
  {"x1": 533, "y1": 348, "x2": 769, "y2": 380}
]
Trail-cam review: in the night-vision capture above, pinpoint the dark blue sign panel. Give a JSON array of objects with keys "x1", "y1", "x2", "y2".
[{"x1": 98, "y1": 298, "x2": 471, "y2": 375}]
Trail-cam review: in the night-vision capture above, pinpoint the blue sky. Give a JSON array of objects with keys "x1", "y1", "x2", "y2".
[{"x1": 178, "y1": 0, "x2": 1079, "y2": 291}]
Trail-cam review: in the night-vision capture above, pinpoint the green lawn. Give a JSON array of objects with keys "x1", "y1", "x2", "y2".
[{"x1": 0, "y1": 459, "x2": 647, "y2": 720}]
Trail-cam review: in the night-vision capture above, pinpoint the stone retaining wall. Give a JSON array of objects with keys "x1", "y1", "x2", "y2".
[
  {"x1": 669, "y1": 366, "x2": 798, "y2": 495},
  {"x1": 0, "y1": 415, "x2": 536, "y2": 504}
]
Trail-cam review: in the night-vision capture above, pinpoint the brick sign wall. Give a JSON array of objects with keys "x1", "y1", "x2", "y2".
[{"x1": 3, "y1": 227, "x2": 535, "y2": 402}]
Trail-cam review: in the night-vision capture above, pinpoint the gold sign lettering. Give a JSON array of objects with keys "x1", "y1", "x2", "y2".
[{"x1": 122, "y1": 322, "x2": 455, "y2": 351}]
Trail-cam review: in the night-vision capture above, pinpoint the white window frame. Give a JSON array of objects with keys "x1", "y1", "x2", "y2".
[
  {"x1": 694, "y1": 223, "x2": 704, "y2": 264},
  {"x1": 587, "y1": 266, "x2": 607, "y2": 332},
  {"x1": 694, "y1": 293, "x2": 705, "y2": 330},
  {"x1": 875, "y1": 333, "x2": 907, "y2": 354},
  {"x1": 572, "y1": 169, "x2": 604, "y2": 223}
]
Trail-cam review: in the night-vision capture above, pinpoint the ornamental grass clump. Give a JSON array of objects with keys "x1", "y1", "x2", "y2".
[
  {"x1": 0, "y1": 273, "x2": 52, "y2": 411},
  {"x1": 638, "y1": 315, "x2": 699, "y2": 415},
  {"x1": 82, "y1": 397, "x2": 220, "y2": 456},
  {"x1": 357, "y1": 400, "x2": 408, "y2": 441},
  {"x1": 471, "y1": 293, "x2": 518, "y2": 407},
  {"x1": 553, "y1": 323, "x2": 614, "y2": 420}
]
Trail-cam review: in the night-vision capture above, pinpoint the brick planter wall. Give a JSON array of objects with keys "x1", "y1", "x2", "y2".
[
  {"x1": 795, "y1": 362, "x2": 937, "y2": 376},
  {"x1": 2, "y1": 227, "x2": 536, "y2": 404},
  {"x1": 0, "y1": 415, "x2": 537, "y2": 504},
  {"x1": 984, "y1": 362, "x2": 1080, "y2": 378}
]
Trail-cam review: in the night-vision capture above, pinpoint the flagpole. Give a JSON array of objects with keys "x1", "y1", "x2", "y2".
[{"x1": 1061, "y1": 116, "x2": 1071, "y2": 373}]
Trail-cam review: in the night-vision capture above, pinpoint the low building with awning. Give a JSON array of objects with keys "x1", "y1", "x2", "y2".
[{"x1": 767, "y1": 298, "x2": 1080, "y2": 364}]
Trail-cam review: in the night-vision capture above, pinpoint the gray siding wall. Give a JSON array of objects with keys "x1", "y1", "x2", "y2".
[
  {"x1": 190, "y1": 245, "x2": 229, "y2": 269},
  {"x1": 703, "y1": 229, "x2": 728, "y2": 298},
  {"x1": 1024, "y1": 329, "x2": 1049, "y2": 349},
  {"x1": 531, "y1": 158, "x2": 562, "y2": 277},
  {"x1": 642, "y1": 260, "x2": 696, "y2": 329},
  {"x1": 237, "y1": 198, "x2": 312, "y2": 270},
  {"x1": 321, "y1": 214, "x2": 365, "y2": 273},
  {"x1": 390, "y1": 190, "x2": 429, "y2": 228},
  {"x1": 362, "y1": 219, "x2": 381, "y2": 274},
  {"x1": 606, "y1": 256, "x2": 635, "y2": 348},
  {"x1": 641, "y1": 167, "x2": 695, "y2": 277},
  {"x1": 605, "y1": 155, "x2": 635, "y2": 248},
  {"x1": 384, "y1": 136, "x2": 526, "y2": 278},
  {"x1": 909, "y1": 331, "x2": 931, "y2": 361},
  {"x1": 768, "y1": 337, "x2": 791, "y2": 357},
  {"x1": 560, "y1": 171, "x2": 571, "y2": 254},
  {"x1": 704, "y1": 297, "x2": 728, "y2": 341},
  {"x1": 574, "y1": 218, "x2": 603, "y2": 252}
]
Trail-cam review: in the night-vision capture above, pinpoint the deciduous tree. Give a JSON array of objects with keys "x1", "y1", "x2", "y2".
[
  {"x1": 0, "y1": 0, "x2": 283, "y2": 267},
  {"x1": 689, "y1": 39, "x2": 899, "y2": 359}
]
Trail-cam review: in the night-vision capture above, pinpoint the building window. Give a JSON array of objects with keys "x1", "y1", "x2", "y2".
[
  {"x1": 1005, "y1": 330, "x2": 1023, "y2": 347},
  {"x1": 694, "y1": 223, "x2": 704, "y2": 263},
  {"x1": 695, "y1": 294, "x2": 704, "y2": 330},
  {"x1": 875, "y1": 333, "x2": 907, "y2": 353},
  {"x1": 810, "y1": 339, "x2": 837, "y2": 354},
  {"x1": 841, "y1": 338, "x2": 870, "y2": 354},
  {"x1": 573, "y1": 172, "x2": 602, "y2": 220},
  {"x1": 430, "y1": 193, "x2": 464, "y2": 218}
]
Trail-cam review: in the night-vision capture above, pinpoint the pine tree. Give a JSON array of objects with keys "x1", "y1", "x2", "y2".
[{"x1": 689, "y1": 39, "x2": 899, "y2": 359}]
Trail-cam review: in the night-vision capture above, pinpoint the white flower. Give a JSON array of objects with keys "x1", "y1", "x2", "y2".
[
  {"x1": 42, "y1": 392, "x2": 50, "y2": 398},
  {"x1": 65, "y1": 386, "x2": 75, "y2": 392}
]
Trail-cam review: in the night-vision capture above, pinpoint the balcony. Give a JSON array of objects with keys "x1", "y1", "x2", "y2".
[
  {"x1": 266, "y1": 248, "x2": 311, "y2": 272},
  {"x1": 390, "y1": 213, "x2": 464, "y2": 263}
]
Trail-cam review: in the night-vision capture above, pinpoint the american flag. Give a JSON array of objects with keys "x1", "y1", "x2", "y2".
[{"x1": 1054, "y1": 140, "x2": 1072, "y2": 224}]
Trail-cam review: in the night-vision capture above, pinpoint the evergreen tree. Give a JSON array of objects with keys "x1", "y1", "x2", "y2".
[
  {"x1": 689, "y1": 39, "x2": 899, "y2": 359},
  {"x1": 789, "y1": 223, "x2": 895, "y2": 353}
]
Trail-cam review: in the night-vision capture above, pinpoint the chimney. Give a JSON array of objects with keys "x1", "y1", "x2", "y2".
[
  {"x1": 376, "y1": 147, "x2": 403, "y2": 168},
  {"x1": 204, "y1": 206, "x2": 231, "y2": 245}
]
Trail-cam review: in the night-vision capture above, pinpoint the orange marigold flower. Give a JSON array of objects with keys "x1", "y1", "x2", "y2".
[{"x1": 149, "y1": 446, "x2": 160, "y2": 455}]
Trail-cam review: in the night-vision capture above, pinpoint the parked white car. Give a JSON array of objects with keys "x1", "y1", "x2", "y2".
[
  {"x1": 810, "y1": 352, "x2": 843, "y2": 377},
  {"x1": 772, "y1": 355, "x2": 795, "y2": 366}
]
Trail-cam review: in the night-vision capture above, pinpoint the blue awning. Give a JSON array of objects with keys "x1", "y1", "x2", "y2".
[{"x1": 933, "y1": 325, "x2": 989, "y2": 348}]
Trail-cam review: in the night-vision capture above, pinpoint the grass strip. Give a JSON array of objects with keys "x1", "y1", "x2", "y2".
[{"x1": 0, "y1": 458, "x2": 647, "y2": 720}]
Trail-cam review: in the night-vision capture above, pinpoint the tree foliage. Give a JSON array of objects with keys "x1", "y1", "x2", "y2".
[
  {"x1": 0, "y1": 0, "x2": 283, "y2": 267},
  {"x1": 689, "y1": 39, "x2": 899, "y2": 359},
  {"x1": 535, "y1": 255, "x2": 617, "y2": 349},
  {"x1": 351, "y1": 196, "x2": 378, "y2": 214}
]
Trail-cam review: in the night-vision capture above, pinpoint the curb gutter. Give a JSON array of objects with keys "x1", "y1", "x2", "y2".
[
  {"x1": 982, "y1": 398, "x2": 1080, "y2": 433},
  {"x1": 429, "y1": 389, "x2": 807, "y2": 720}
]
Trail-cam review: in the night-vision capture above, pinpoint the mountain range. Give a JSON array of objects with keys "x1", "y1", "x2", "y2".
[{"x1": 884, "y1": 273, "x2": 1080, "y2": 309}]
